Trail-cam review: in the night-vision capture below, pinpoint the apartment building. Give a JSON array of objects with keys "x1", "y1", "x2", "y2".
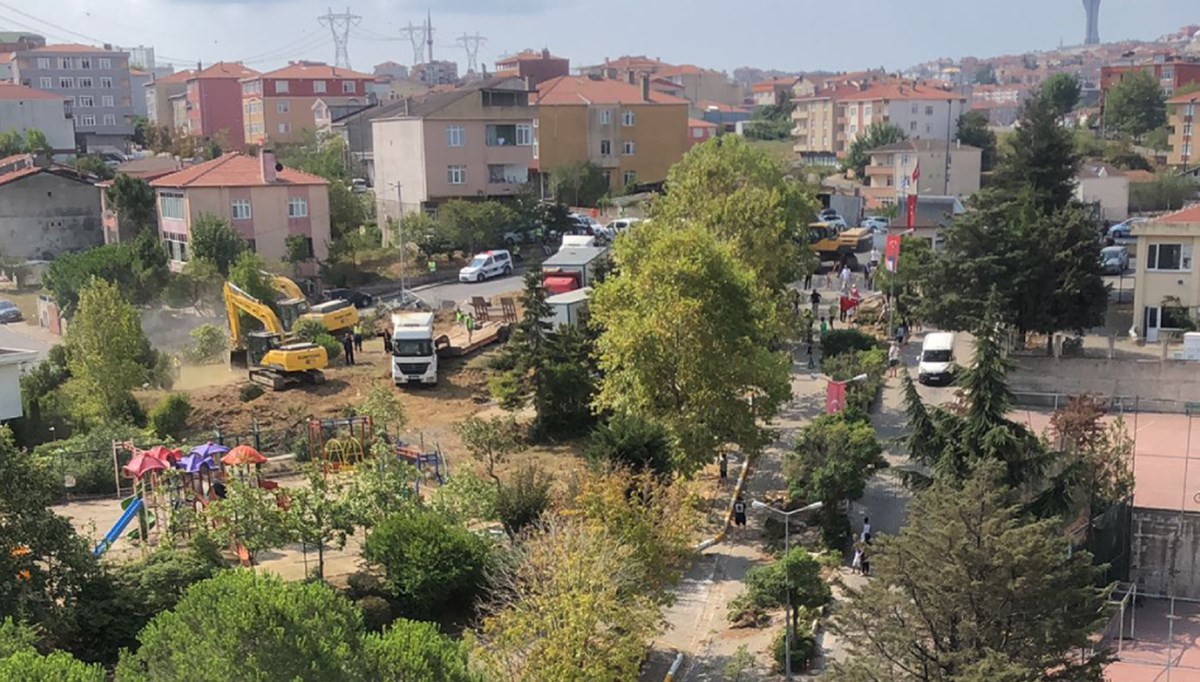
[
  {"x1": 411, "y1": 61, "x2": 459, "y2": 87},
  {"x1": 1101, "y1": 55, "x2": 1200, "y2": 98},
  {"x1": 751, "y1": 77, "x2": 799, "y2": 107},
  {"x1": 150, "y1": 151, "x2": 331, "y2": 267},
  {"x1": 688, "y1": 118, "x2": 717, "y2": 147},
  {"x1": 579, "y1": 56, "x2": 741, "y2": 105},
  {"x1": 145, "y1": 69, "x2": 192, "y2": 129},
  {"x1": 862, "y1": 139, "x2": 981, "y2": 209},
  {"x1": 840, "y1": 83, "x2": 967, "y2": 152},
  {"x1": 186, "y1": 62, "x2": 259, "y2": 147},
  {"x1": 242, "y1": 62, "x2": 373, "y2": 146},
  {"x1": 536, "y1": 75, "x2": 689, "y2": 194},
  {"x1": 9, "y1": 44, "x2": 134, "y2": 150},
  {"x1": 1130, "y1": 204, "x2": 1200, "y2": 342},
  {"x1": 970, "y1": 84, "x2": 1030, "y2": 126},
  {"x1": 495, "y1": 49, "x2": 569, "y2": 88},
  {"x1": 0, "y1": 83, "x2": 74, "y2": 153},
  {"x1": 1167, "y1": 92, "x2": 1199, "y2": 167},
  {"x1": 372, "y1": 76, "x2": 534, "y2": 229},
  {"x1": 791, "y1": 84, "x2": 860, "y2": 165}
]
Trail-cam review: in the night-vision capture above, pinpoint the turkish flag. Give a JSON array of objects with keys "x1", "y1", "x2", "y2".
[
  {"x1": 911, "y1": 162, "x2": 921, "y2": 184},
  {"x1": 905, "y1": 194, "x2": 918, "y2": 229},
  {"x1": 826, "y1": 380, "x2": 847, "y2": 415},
  {"x1": 885, "y1": 234, "x2": 902, "y2": 273}
]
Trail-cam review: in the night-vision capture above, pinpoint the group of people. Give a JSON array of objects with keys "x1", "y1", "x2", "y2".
[
  {"x1": 851, "y1": 517, "x2": 873, "y2": 576},
  {"x1": 340, "y1": 324, "x2": 365, "y2": 366}
]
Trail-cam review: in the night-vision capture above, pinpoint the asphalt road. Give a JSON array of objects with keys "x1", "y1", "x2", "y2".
[
  {"x1": 413, "y1": 273, "x2": 526, "y2": 310},
  {"x1": 0, "y1": 322, "x2": 54, "y2": 361}
]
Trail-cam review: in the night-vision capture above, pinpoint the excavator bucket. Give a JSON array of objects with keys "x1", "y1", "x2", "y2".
[{"x1": 230, "y1": 348, "x2": 250, "y2": 369}]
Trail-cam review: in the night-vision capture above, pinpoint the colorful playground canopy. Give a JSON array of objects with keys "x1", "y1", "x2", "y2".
[
  {"x1": 221, "y1": 444, "x2": 267, "y2": 466},
  {"x1": 176, "y1": 453, "x2": 216, "y2": 473},
  {"x1": 190, "y1": 442, "x2": 230, "y2": 458},
  {"x1": 144, "y1": 445, "x2": 183, "y2": 463},
  {"x1": 123, "y1": 453, "x2": 168, "y2": 480}
]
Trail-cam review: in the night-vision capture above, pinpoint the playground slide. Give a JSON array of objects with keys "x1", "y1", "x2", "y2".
[{"x1": 92, "y1": 497, "x2": 144, "y2": 557}]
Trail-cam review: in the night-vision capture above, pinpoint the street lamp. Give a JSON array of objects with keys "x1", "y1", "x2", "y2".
[{"x1": 751, "y1": 499, "x2": 824, "y2": 681}]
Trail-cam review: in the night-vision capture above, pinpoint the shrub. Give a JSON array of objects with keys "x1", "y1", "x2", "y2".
[
  {"x1": 239, "y1": 383, "x2": 265, "y2": 402},
  {"x1": 356, "y1": 596, "x2": 393, "y2": 632},
  {"x1": 495, "y1": 463, "x2": 553, "y2": 536},
  {"x1": 314, "y1": 332, "x2": 342, "y2": 361},
  {"x1": 293, "y1": 318, "x2": 327, "y2": 342},
  {"x1": 821, "y1": 347, "x2": 886, "y2": 415},
  {"x1": 149, "y1": 393, "x2": 191, "y2": 440},
  {"x1": 771, "y1": 617, "x2": 817, "y2": 674},
  {"x1": 187, "y1": 324, "x2": 227, "y2": 364},
  {"x1": 820, "y1": 328, "x2": 880, "y2": 358},
  {"x1": 585, "y1": 415, "x2": 673, "y2": 476}
]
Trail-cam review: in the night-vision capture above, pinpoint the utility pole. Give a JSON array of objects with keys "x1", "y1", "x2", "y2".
[
  {"x1": 317, "y1": 7, "x2": 361, "y2": 70},
  {"x1": 455, "y1": 32, "x2": 487, "y2": 74},
  {"x1": 398, "y1": 21, "x2": 425, "y2": 66}
]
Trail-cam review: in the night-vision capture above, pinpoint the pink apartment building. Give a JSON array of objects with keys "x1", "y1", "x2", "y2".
[
  {"x1": 186, "y1": 62, "x2": 260, "y2": 149},
  {"x1": 150, "y1": 151, "x2": 331, "y2": 270}
]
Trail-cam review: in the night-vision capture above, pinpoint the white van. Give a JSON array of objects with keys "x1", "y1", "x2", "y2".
[
  {"x1": 458, "y1": 249, "x2": 513, "y2": 282},
  {"x1": 918, "y1": 332, "x2": 955, "y2": 385}
]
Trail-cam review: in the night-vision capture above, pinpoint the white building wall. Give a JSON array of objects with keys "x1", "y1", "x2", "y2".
[
  {"x1": 885, "y1": 99, "x2": 965, "y2": 142},
  {"x1": 372, "y1": 117, "x2": 428, "y2": 241},
  {"x1": 0, "y1": 97, "x2": 75, "y2": 151}
]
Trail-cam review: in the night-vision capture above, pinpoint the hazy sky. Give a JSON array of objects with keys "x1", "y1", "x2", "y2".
[{"x1": 4, "y1": 0, "x2": 1196, "y2": 75}]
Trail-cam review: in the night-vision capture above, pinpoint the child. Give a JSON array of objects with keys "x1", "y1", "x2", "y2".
[{"x1": 733, "y1": 497, "x2": 747, "y2": 529}]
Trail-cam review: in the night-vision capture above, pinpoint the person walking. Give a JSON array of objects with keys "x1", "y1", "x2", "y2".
[
  {"x1": 718, "y1": 452, "x2": 728, "y2": 488},
  {"x1": 427, "y1": 259, "x2": 437, "y2": 276},
  {"x1": 840, "y1": 263, "x2": 852, "y2": 293},
  {"x1": 861, "y1": 516, "x2": 872, "y2": 540},
  {"x1": 733, "y1": 497, "x2": 747, "y2": 530},
  {"x1": 806, "y1": 341, "x2": 816, "y2": 370},
  {"x1": 353, "y1": 323, "x2": 364, "y2": 353},
  {"x1": 888, "y1": 342, "x2": 901, "y2": 378},
  {"x1": 465, "y1": 313, "x2": 476, "y2": 344},
  {"x1": 341, "y1": 331, "x2": 355, "y2": 366},
  {"x1": 851, "y1": 545, "x2": 864, "y2": 575},
  {"x1": 380, "y1": 327, "x2": 393, "y2": 355},
  {"x1": 819, "y1": 316, "x2": 828, "y2": 339},
  {"x1": 803, "y1": 270, "x2": 813, "y2": 289},
  {"x1": 860, "y1": 533, "x2": 873, "y2": 576},
  {"x1": 863, "y1": 260, "x2": 873, "y2": 290},
  {"x1": 810, "y1": 288, "x2": 822, "y2": 316}
]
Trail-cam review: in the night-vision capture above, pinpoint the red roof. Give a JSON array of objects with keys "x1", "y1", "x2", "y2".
[
  {"x1": 841, "y1": 82, "x2": 966, "y2": 103},
  {"x1": 253, "y1": 62, "x2": 372, "y2": 81},
  {"x1": 1157, "y1": 203, "x2": 1200, "y2": 224},
  {"x1": 537, "y1": 76, "x2": 688, "y2": 106},
  {"x1": 1169, "y1": 92, "x2": 1200, "y2": 104},
  {"x1": 192, "y1": 62, "x2": 259, "y2": 81},
  {"x1": 601, "y1": 55, "x2": 671, "y2": 71},
  {"x1": 751, "y1": 77, "x2": 798, "y2": 93},
  {"x1": 0, "y1": 83, "x2": 66, "y2": 101},
  {"x1": 0, "y1": 54, "x2": 12, "y2": 64},
  {"x1": 0, "y1": 166, "x2": 40, "y2": 186},
  {"x1": 497, "y1": 49, "x2": 562, "y2": 65},
  {"x1": 26, "y1": 43, "x2": 113, "y2": 54},
  {"x1": 150, "y1": 152, "x2": 328, "y2": 189},
  {"x1": 153, "y1": 69, "x2": 195, "y2": 86},
  {"x1": 688, "y1": 118, "x2": 717, "y2": 128},
  {"x1": 0, "y1": 165, "x2": 93, "y2": 188}
]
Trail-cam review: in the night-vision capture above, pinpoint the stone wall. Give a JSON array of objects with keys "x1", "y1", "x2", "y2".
[{"x1": 0, "y1": 173, "x2": 102, "y2": 260}]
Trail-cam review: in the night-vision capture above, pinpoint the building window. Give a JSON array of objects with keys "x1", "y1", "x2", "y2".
[
  {"x1": 77, "y1": 76, "x2": 93, "y2": 88},
  {"x1": 101, "y1": 76, "x2": 113, "y2": 88},
  {"x1": 447, "y1": 165, "x2": 467, "y2": 185},
  {"x1": 446, "y1": 125, "x2": 465, "y2": 147},
  {"x1": 864, "y1": 104, "x2": 872, "y2": 119},
  {"x1": 78, "y1": 114, "x2": 96, "y2": 127},
  {"x1": 103, "y1": 114, "x2": 116, "y2": 126},
  {"x1": 599, "y1": 109, "x2": 612, "y2": 125},
  {"x1": 162, "y1": 231, "x2": 188, "y2": 262},
  {"x1": 59, "y1": 77, "x2": 74, "y2": 89},
  {"x1": 516, "y1": 124, "x2": 533, "y2": 146},
  {"x1": 849, "y1": 105, "x2": 858, "y2": 117},
  {"x1": 314, "y1": 80, "x2": 326, "y2": 93},
  {"x1": 925, "y1": 124, "x2": 932, "y2": 133},
  {"x1": 622, "y1": 140, "x2": 635, "y2": 155},
  {"x1": 102, "y1": 95, "x2": 114, "y2": 107},
  {"x1": 622, "y1": 110, "x2": 635, "y2": 126},
  {"x1": 287, "y1": 196, "x2": 308, "y2": 218},
  {"x1": 342, "y1": 80, "x2": 355, "y2": 93},
  {"x1": 925, "y1": 105, "x2": 934, "y2": 115},
  {"x1": 275, "y1": 80, "x2": 289, "y2": 94},
  {"x1": 160, "y1": 194, "x2": 185, "y2": 220},
  {"x1": 600, "y1": 139, "x2": 612, "y2": 156},
  {"x1": 277, "y1": 122, "x2": 291, "y2": 134},
  {"x1": 277, "y1": 101, "x2": 289, "y2": 114},
  {"x1": 910, "y1": 121, "x2": 917, "y2": 131},
  {"x1": 911, "y1": 103, "x2": 918, "y2": 114},
  {"x1": 231, "y1": 199, "x2": 252, "y2": 221},
  {"x1": 849, "y1": 124, "x2": 858, "y2": 135},
  {"x1": 36, "y1": 58, "x2": 50, "y2": 69},
  {"x1": 38, "y1": 77, "x2": 52, "y2": 89},
  {"x1": 622, "y1": 170, "x2": 636, "y2": 187},
  {"x1": 79, "y1": 57, "x2": 91, "y2": 69},
  {"x1": 58, "y1": 58, "x2": 71, "y2": 69},
  {"x1": 98, "y1": 58, "x2": 111, "y2": 69},
  {"x1": 1147, "y1": 243, "x2": 1193, "y2": 271},
  {"x1": 77, "y1": 95, "x2": 94, "y2": 107}
]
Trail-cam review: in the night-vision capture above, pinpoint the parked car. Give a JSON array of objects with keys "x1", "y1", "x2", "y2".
[
  {"x1": 861, "y1": 216, "x2": 890, "y2": 231},
  {"x1": 323, "y1": 288, "x2": 374, "y2": 309},
  {"x1": 568, "y1": 214, "x2": 603, "y2": 236},
  {"x1": 818, "y1": 208, "x2": 840, "y2": 221},
  {"x1": 0, "y1": 299, "x2": 21, "y2": 323},
  {"x1": 459, "y1": 249, "x2": 514, "y2": 282},
  {"x1": 604, "y1": 217, "x2": 641, "y2": 238},
  {"x1": 1106, "y1": 218, "x2": 1146, "y2": 246},
  {"x1": 349, "y1": 178, "x2": 369, "y2": 194},
  {"x1": 1100, "y1": 245, "x2": 1130, "y2": 275}
]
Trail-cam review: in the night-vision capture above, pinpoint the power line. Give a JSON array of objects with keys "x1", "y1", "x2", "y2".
[
  {"x1": 238, "y1": 33, "x2": 332, "y2": 65},
  {"x1": 455, "y1": 32, "x2": 486, "y2": 74},
  {"x1": 398, "y1": 21, "x2": 425, "y2": 65},
  {"x1": 317, "y1": 6, "x2": 361, "y2": 70}
]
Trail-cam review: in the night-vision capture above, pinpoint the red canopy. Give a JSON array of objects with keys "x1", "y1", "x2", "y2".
[
  {"x1": 543, "y1": 276, "x2": 580, "y2": 295},
  {"x1": 123, "y1": 453, "x2": 168, "y2": 480},
  {"x1": 144, "y1": 445, "x2": 183, "y2": 464},
  {"x1": 221, "y1": 444, "x2": 268, "y2": 466}
]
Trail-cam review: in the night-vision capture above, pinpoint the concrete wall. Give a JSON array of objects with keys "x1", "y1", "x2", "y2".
[
  {"x1": 0, "y1": 172, "x2": 102, "y2": 259},
  {"x1": 1010, "y1": 354, "x2": 1200, "y2": 404},
  {"x1": 0, "y1": 97, "x2": 75, "y2": 151},
  {"x1": 1131, "y1": 508, "x2": 1200, "y2": 599},
  {"x1": 373, "y1": 117, "x2": 427, "y2": 226},
  {"x1": 0, "y1": 362, "x2": 23, "y2": 419},
  {"x1": 1077, "y1": 175, "x2": 1130, "y2": 222}
]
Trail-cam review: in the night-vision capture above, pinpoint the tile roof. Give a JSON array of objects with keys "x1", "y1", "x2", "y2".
[
  {"x1": 537, "y1": 76, "x2": 688, "y2": 106},
  {"x1": 254, "y1": 62, "x2": 372, "y2": 81},
  {"x1": 192, "y1": 62, "x2": 259, "y2": 80},
  {"x1": 26, "y1": 43, "x2": 115, "y2": 54},
  {"x1": 1169, "y1": 92, "x2": 1200, "y2": 104},
  {"x1": 151, "y1": 69, "x2": 195, "y2": 86},
  {"x1": 688, "y1": 118, "x2": 717, "y2": 128},
  {"x1": 0, "y1": 83, "x2": 66, "y2": 101},
  {"x1": 751, "y1": 77, "x2": 798, "y2": 93},
  {"x1": 0, "y1": 165, "x2": 94, "y2": 188},
  {"x1": 1076, "y1": 160, "x2": 1125, "y2": 179},
  {"x1": 1124, "y1": 169, "x2": 1157, "y2": 183},
  {"x1": 598, "y1": 55, "x2": 671, "y2": 71},
  {"x1": 657, "y1": 64, "x2": 714, "y2": 78},
  {"x1": 869, "y1": 139, "x2": 980, "y2": 153},
  {"x1": 841, "y1": 82, "x2": 966, "y2": 102},
  {"x1": 0, "y1": 53, "x2": 12, "y2": 64},
  {"x1": 1156, "y1": 203, "x2": 1200, "y2": 224},
  {"x1": 149, "y1": 152, "x2": 328, "y2": 188},
  {"x1": 496, "y1": 49, "x2": 562, "y2": 64}
]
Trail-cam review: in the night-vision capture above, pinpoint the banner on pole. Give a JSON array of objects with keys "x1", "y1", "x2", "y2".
[
  {"x1": 905, "y1": 194, "x2": 918, "y2": 229},
  {"x1": 884, "y1": 234, "x2": 902, "y2": 273},
  {"x1": 826, "y1": 380, "x2": 847, "y2": 415}
]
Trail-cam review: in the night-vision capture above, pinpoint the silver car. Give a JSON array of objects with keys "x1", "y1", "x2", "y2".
[{"x1": 1100, "y1": 245, "x2": 1129, "y2": 275}]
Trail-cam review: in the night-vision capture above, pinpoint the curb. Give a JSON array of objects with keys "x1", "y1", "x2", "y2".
[
  {"x1": 695, "y1": 453, "x2": 752, "y2": 551},
  {"x1": 664, "y1": 652, "x2": 685, "y2": 682}
]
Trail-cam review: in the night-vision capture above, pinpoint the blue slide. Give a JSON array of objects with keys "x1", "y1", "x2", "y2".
[{"x1": 93, "y1": 497, "x2": 144, "y2": 557}]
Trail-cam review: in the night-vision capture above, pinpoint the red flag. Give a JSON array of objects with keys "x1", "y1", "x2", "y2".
[
  {"x1": 905, "y1": 194, "x2": 918, "y2": 229},
  {"x1": 885, "y1": 234, "x2": 902, "y2": 272},
  {"x1": 911, "y1": 162, "x2": 921, "y2": 184},
  {"x1": 826, "y1": 380, "x2": 847, "y2": 415}
]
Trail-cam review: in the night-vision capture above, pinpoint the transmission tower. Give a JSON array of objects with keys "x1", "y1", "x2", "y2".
[
  {"x1": 317, "y1": 7, "x2": 362, "y2": 69},
  {"x1": 399, "y1": 21, "x2": 425, "y2": 65},
  {"x1": 456, "y1": 32, "x2": 487, "y2": 74}
]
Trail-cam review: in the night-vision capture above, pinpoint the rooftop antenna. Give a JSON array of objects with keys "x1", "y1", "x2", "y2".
[
  {"x1": 318, "y1": 7, "x2": 362, "y2": 69},
  {"x1": 456, "y1": 32, "x2": 486, "y2": 74}
]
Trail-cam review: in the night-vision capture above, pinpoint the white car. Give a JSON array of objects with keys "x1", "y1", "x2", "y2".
[
  {"x1": 459, "y1": 249, "x2": 514, "y2": 282},
  {"x1": 861, "y1": 216, "x2": 890, "y2": 231},
  {"x1": 604, "y1": 218, "x2": 641, "y2": 236}
]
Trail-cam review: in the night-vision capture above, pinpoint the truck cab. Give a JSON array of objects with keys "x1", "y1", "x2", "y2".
[{"x1": 391, "y1": 312, "x2": 438, "y2": 386}]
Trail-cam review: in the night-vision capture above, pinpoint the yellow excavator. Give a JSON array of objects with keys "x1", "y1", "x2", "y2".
[
  {"x1": 808, "y1": 222, "x2": 873, "y2": 266},
  {"x1": 263, "y1": 272, "x2": 359, "y2": 335},
  {"x1": 224, "y1": 281, "x2": 328, "y2": 391}
]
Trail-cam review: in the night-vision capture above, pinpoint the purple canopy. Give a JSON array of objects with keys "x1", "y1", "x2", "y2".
[
  {"x1": 189, "y1": 442, "x2": 229, "y2": 458},
  {"x1": 176, "y1": 453, "x2": 216, "y2": 474}
]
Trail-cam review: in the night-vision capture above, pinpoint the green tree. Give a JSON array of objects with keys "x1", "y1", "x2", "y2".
[
  {"x1": 362, "y1": 509, "x2": 493, "y2": 620},
  {"x1": 993, "y1": 93, "x2": 1079, "y2": 214},
  {"x1": 70, "y1": 154, "x2": 114, "y2": 180},
  {"x1": 286, "y1": 464, "x2": 355, "y2": 580},
  {"x1": 586, "y1": 414, "x2": 673, "y2": 477},
  {"x1": 189, "y1": 213, "x2": 247, "y2": 276},
  {"x1": 785, "y1": 414, "x2": 887, "y2": 541},
  {"x1": 22, "y1": 129, "x2": 52, "y2": 155},
  {"x1": 148, "y1": 393, "x2": 191, "y2": 440},
  {"x1": 873, "y1": 235, "x2": 934, "y2": 326},
  {"x1": 345, "y1": 455, "x2": 418, "y2": 529},
  {"x1": 744, "y1": 101, "x2": 795, "y2": 140},
  {"x1": 591, "y1": 224, "x2": 791, "y2": 475},
  {"x1": 652, "y1": 134, "x2": 816, "y2": 292},
  {"x1": 826, "y1": 464, "x2": 1108, "y2": 682},
  {"x1": 437, "y1": 199, "x2": 518, "y2": 254},
  {"x1": 206, "y1": 478, "x2": 291, "y2": 566},
  {"x1": 115, "y1": 570, "x2": 364, "y2": 681},
  {"x1": 455, "y1": 415, "x2": 522, "y2": 491},
  {"x1": 64, "y1": 278, "x2": 155, "y2": 425},
  {"x1": 284, "y1": 233, "x2": 313, "y2": 269},
  {"x1": 974, "y1": 63, "x2": 997, "y2": 85},
  {"x1": 328, "y1": 181, "x2": 367, "y2": 240},
  {"x1": 276, "y1": 129, "x2": 348, "y2": 181},
  {"x1": 549, "y1": 160, "x2": 610, "y2": 207},
  {"x1": 106, "y1": 175, "x2": 158, "y2": 236},
  {"x1": 743, "y1": 547, "x2": 831, "y2": 645},
  {"x1": 356, "y1": 380, "x2": 408, "y2": 435},
  {"x1": 44, "y1": 242, "x2": 164, "y2": 313},
  {"x1": 843, "y1": 122, "x2": 908, "y2": 179},
  {"x1": 362, "y1": 619, "x2": 480, "y2": 682},
  {"x1": 0, "y1": 649, "x2": 104, "y2": 681},
  {"x1": 494, "y1": 462, "x2": 553, "y2": 537},
  {"x1": 1041, "y1": 73, "x2": 1082, "y2": 116},
  {"x1": 227, "y1": 251, "x2": 277, "y2": 314},
  {"x1": 956, "y1": 110, "x2": 998, "y2": 171},
  {"x1": 1105, "y1": 69, "x2": 1167, "y2": 141},
  {"x1": 0, "y1": 129, "x2": 23, "y2": 155}
]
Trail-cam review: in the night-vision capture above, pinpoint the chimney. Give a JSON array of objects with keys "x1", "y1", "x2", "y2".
[
  {"x1": 626, "y1": 70, "x2": 636, "y2": 85},
  {"x1": 542, "y1": 48, "x2": 550, "y2": 60},
  {"x1": 260, "y1": 149, "x2": 277, "y2": 184},
  {"x1": 641, "y1": 74, "x2": 651, "y2": 102}
]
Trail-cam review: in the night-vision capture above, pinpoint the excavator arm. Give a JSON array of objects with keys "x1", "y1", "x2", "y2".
[
  {"x1": 265, "y1": 272, "x2": 306, "y2": 302},
  {"x1": 223, "y1": 281, "x2": 287, "y2": 343}
]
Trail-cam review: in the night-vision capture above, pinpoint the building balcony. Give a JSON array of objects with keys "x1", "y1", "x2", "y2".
[
  {"x1": 591, "y1": 154, "x2": 620, "y2": 169},
  {"x1": 864, "y1": 164, "x2": 892, "y2": 177}
]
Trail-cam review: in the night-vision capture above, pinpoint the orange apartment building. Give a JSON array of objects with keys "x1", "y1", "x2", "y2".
[
  {"x1": 241, "y1": 62, "x2": 373, "y2": 146},
  {"x1": 1168, "y1": 92, "x2": 1200, "y2": 168}
]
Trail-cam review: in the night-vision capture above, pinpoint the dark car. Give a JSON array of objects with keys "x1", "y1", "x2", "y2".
[
  {"x1": 323, "y1": 288, "x2": 373, "y2": 309},
  {"x1": 0, "y1": 300, "x2": 22, "y2": 323}
]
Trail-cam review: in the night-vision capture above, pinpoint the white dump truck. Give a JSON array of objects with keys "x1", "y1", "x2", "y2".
[{"x1": 391, "y1": 312, "x2": 437, "y2": 386}]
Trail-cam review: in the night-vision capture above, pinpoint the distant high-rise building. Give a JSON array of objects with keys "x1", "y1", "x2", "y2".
[{"x1": 1082, "y1": 0, "x2": 1101, "y2": 45}]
